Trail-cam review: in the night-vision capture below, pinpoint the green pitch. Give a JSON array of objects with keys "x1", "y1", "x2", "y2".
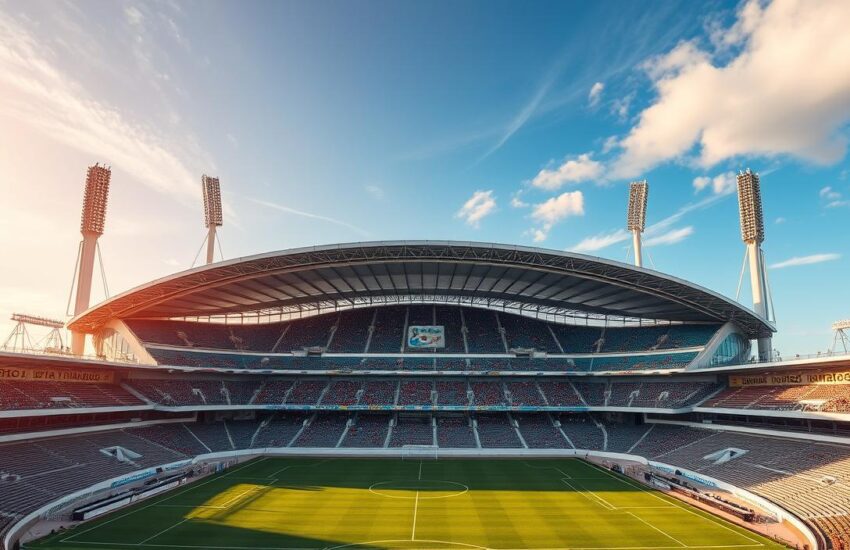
[{"x1": 29, "y1": 457, "x2": 787, "y2": 550}]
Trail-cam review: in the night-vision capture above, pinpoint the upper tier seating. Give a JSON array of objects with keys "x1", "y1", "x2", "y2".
[
  {"x1": 368, "y1": 306, "x2": 406, "y2": 352},
  {"x1": 462, "y1": 308, "x2": 505, "y2": 353},
  {"x1": 276, "y1": 314, "x2": 336, "y2": 351},
  {"x1": 436, "y1": 305, "x2": 466, "y2": 353},
  {"x1": 499, "y1": 313, "x2": 557, "y2": 352},
  {"x1": 0, "y1": 381, "x2": 143, "y2": 410},
  {"x1": 505, "y1": 381, "x2": 546, "y2": 406},
  {"x1": 327, "y1": 308, "x2": 372, "y2": 353}
]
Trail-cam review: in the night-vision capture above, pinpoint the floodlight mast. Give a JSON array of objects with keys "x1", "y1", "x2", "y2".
[
  {"x1": 202, "y1": 175, "x2": 223, "y2": 265},
  {"x1": 71, "y1": 164, "x2": 110, "y2": 356},
  {"x1": 736, "y1": 169, "x2": 772, "y2": 361},
  {"x1": 626, "y1": 181, "x2": 648, "y2": 267}
]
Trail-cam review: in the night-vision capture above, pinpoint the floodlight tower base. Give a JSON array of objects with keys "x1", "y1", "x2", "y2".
[
  {"x1": 71, "y1": 231, "x2": 99, "y2": 355},
  {"x1": 206, "y1": 226, "x2": 217, "y2": 265},
  {"x1": 632, "y1": 230, "x2": 643, "y2": 268}
]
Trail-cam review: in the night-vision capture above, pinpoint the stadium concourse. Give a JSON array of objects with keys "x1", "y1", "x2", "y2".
[{"x1": 1, "y1": 242, "x2": 850, "y2": 550}]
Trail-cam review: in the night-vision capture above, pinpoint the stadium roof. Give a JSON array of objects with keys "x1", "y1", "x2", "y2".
[{"x1": 68, "y1": 241, "x2": 774, "y2": 338}]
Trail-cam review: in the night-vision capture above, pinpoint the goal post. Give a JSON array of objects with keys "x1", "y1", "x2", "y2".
[{"x1": 401, "y1": 445, "x2": 439, "y2": 461}]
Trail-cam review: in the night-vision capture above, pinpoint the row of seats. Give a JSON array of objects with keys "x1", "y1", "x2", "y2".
[
  {"x1": 704, "y1": 384, "x2": 850, "y2": 413},
  {"x1": 145, "y1": 348, "x2": 699, "y2": 372},
  {"x1": 128, "y1": 306, "x2": 718, "y2": 355},
  {"x1": 124, "y1": 378, "x2": 720, "y2": 409},
  {"x1": 1, "y1": 417, "x2": 848, "y2": 547},
  {"x1": 0, "y1": 381, "x2": 144, "y2": 410}
]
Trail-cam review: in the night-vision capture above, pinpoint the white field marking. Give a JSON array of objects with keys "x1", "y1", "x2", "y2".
[
  {"x1": 369, "y1": 480, "x2": 468, "y2": 500},
  {"x1": 136, "y1": 518, "x2": 189, "y2": 545},
  {"x1": 60, "y1": 457, "x2": 268, "y2": 543},
  {"x1": 412, "y1": 459, "x2": 422, "y2": 540},
  {"x1": 266, "y1": 458, "x2": 332, "y2": 479},
  {"x1": 559, "y1": 478, "x2": 616, "y2": 510},
  {"x1": 215, "y1": 486, "x2": 265, "y2": 509},
  {"x1": 583, "y1": 461, "x2": 764, "y2": 546},
  {"x1": 626, "y1": 511, "x2": 687, "y2": 548}
]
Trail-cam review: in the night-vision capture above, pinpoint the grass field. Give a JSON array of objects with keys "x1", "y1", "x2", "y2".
[{"x1": 29, "y1": 457, "x2": 787, "y2": 550}]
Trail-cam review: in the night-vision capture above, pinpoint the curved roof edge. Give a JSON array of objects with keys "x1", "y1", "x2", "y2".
[{"x1": 67, "y1": 240, "x2": 775, "y2": 338}]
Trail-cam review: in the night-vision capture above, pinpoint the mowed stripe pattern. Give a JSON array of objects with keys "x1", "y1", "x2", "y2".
[{"x1": 28, "y1": 458, "x2": 785, "y2": 550}]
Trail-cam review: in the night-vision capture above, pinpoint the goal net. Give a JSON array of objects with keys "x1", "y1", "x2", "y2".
[{"x1": 401, "y1": 445, "x2": 439, "y2": 460}]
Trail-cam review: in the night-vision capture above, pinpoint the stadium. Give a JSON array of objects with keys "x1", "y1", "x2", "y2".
[{"x1": 1, "y1": 167, "x2": 849, "y2": 550}]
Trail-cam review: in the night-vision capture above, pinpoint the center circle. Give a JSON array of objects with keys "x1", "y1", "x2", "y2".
[{"x1": 369, "y1": 480, "x2": 469, "y2": 499}]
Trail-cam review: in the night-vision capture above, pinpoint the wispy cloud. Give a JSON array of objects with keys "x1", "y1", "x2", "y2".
[
  {"x1": 770, "y1": 253, "x2": 841, "y2": 269},
  {"x1": 588, "y1": 82, "x2": 604, "y2": 107},
  {"x1": 249, "y1": 198, "x2": 370, "y2": 237},
  {"x1": 820, "y1": 186, "x2": 849, "y2": 208},
  {"x1": 456, "y1": 190, "x2": 496, "y2": 228},
  {"x1": 644, "y1": 226, "x2": 693, "y2": 246},
  {"x1": 0, "y1": 10, "x2": 205, "y2": 203},
  {"x1": 570, "y1": 192, "x2": 729, "y2": 253}
]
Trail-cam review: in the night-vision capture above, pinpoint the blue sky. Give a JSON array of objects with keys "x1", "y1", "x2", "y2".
[{"x1": 0, "y1": 0, "x2": 848, "y2": 355}]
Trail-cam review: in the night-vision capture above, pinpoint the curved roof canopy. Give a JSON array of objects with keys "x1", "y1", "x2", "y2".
[{"x1": 68, "y1": 241, "x2": 774, "y2": 338}]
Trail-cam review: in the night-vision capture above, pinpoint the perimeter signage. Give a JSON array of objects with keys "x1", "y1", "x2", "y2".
[
  {"x1": 0, "y1": 367, "x2": 114, "y2": 384},
  {"x1": 729, "y1": 370, "x2": 850, "y2": 387}
]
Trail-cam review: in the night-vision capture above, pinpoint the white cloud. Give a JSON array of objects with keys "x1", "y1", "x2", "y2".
[
  {"x1": 820, "y1": 186, "x2": 840, "y2": 199},
  {"x1": 820, "y1": 185, "x2": 849, "y2": 207},
  {"x1": 612, "y1": 0, "x2": 850, "y2": 178},
  {"x1": 510, "y1": 195, "x2": 529, "y2": 208},
  {"x1": 571, "y1": 229, "x2": 630, "y2": 253},
  {"x1": 588, "y1": 82, "x2": 604, "y2": 107},
  {"x1": 0, "y1": 11, "x2": 204, "y2": 203},
  {"x1": 644, "y1": 226, "x2": 693, "y2": 246},
  {"x1": 693, "y1": 172, "x2": 736, "y2": 195},
  {"x1": 610, "y1": 93, "x2": 634, "y2": 121},
  {"x1": 124, "y1": 6, "x2": 144, "y2": 26},
  {"x1": 775, "y1": 217, "x2": 786, "y2": 224},
  {"x1": 770, "y1": 253, "x2": 841, "y2": 269},
  {"x1": 456, "y1": 190, "x2": 496, "y2": 227},
  {"x1": 531, "y1": 153, "x2": 602, "y2": 190},
  {"x1": 530, "y1": 191, "x2": 584, "y2": 241}
]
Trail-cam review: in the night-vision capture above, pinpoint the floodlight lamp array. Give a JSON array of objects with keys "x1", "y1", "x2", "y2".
[
  {"x1": 202, "y1": 175, "x2": 223, "y2": 228},
  {"x1": 737, "y1": 169, "x2": 764, "y2": 244},
  {"x1": 626, "y1": 181, "x2": 648, "y2": 232},
  {"x1": 80, "y1": 164, "x2": 111, "y2": 235}
]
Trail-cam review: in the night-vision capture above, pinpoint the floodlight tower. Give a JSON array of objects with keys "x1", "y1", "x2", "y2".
[
  {"x1": 202, "y1": 175, "x2": 223, "y2": 264},
  {"x1": 736, "y1": 168, "x2": 773, "y2": 361},
  {"x1": 70, "y1": 164, "x2": 111, "y2": 356},
  {"x1": 627, "y1": 181, "x2": 649, "y2": 267},
  {"x1": 831, "y1": 320, "x2": 850, "y2": 354}
]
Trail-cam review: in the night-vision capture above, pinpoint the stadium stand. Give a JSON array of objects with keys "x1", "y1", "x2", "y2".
[
  {"x1": 516, "y1": 413, "x2": 569, "y2": 448},
  {"x1": 436, "y1": 416, "x2": 477, "y2": 448},
  {"x1": 475, "y1": 414, "x2": 523, "y2": 448},
  {"x1": 341, "y1": 414, "x2": 390, "y2": 447},
  {"x1": 327, "y1": 308, "x2": 372, "y2": 353},
  {"x1": 436, "y1": 380, "x2": 469, "y2": 406},
  {"x1": 389, "y1": 416, "x2": 434, "y2": 447},
  {"x1": 435, "y1": 305, "x2": 466, "y2": 353},
  {"x1": 462, "y1": 308, "x2": 505, "y2": 353},
  {"x1": 292, "y1": 414, "x2": 347, "y2": 447},
  {"x1": 704, "y1": 384, "x2": 850, "y2": 412},
  {"x1": 0, "y1": 381, "x2": 143, "y2": 409},
  {"x1": 499, "y1": 313, "x2": 557, "y2": 352},
  {"x1": 368, "y1": 306, "x2": 406, "y2": 352}
]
